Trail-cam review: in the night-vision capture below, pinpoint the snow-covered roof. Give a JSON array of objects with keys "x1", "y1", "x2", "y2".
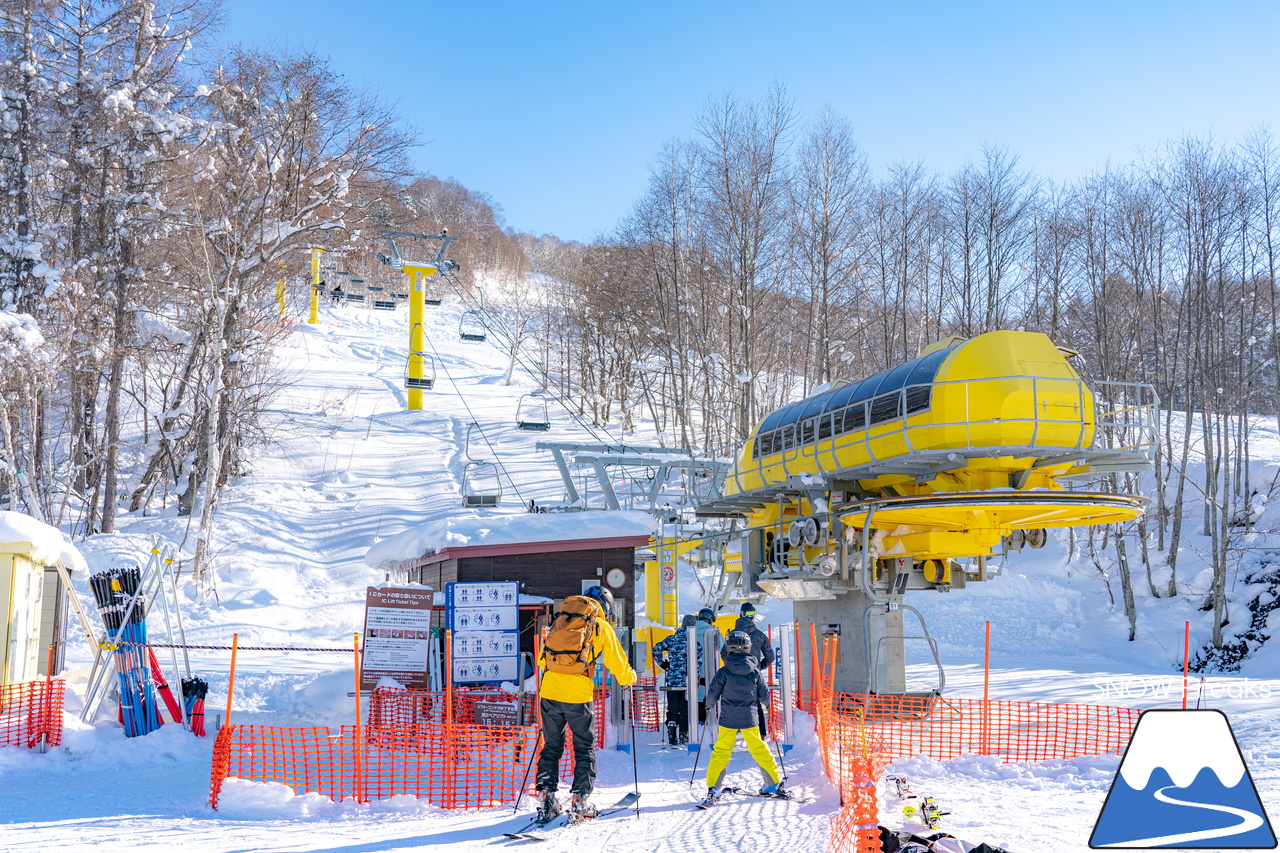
[
  {"x1": 0, "y1": 511, "x2": 87, "y2": 572},
  {"x1": 365, "y1": 510, "x2": 658, "y2": 570}
]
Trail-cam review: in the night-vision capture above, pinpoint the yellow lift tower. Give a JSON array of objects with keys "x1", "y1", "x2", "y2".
[
  {"x1": 379, "y1": 230, "x2": 459, "y2": 411},
  {"x1": 308, "y1": 246, "x2": 325, "y2": 324}
]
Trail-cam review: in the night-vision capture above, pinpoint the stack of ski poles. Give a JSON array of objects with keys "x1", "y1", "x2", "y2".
[
  {"x1": 90, "y1": 568, "x2": 163, "y2": 737},
  {"x1": 182, "y1": 677, "x2": 208, "y2": 736}
]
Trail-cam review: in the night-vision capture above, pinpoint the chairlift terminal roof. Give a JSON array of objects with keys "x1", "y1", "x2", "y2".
[{"x1": 364, "y1": 509, "x2": 658, "y2": 570}]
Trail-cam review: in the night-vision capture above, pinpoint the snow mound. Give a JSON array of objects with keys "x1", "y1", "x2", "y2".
[{"x1": 0, "y1": 510, "x2": 87, "y2": 571}]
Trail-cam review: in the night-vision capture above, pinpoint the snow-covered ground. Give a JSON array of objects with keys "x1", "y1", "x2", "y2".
[{"x1": 5, "y1": 296, "x2": 1280, "y2": 852}]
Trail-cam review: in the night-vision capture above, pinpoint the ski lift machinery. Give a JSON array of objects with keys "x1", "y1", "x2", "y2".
[
  {"x1": 693, "y1": 330, "x2": 1160, "y2": 701},
  {"x1": 378, "y1": 229, "x2": 459, "y2": 412},
  {"x1": 461, "y1": 422, "x2": 503, "y2": 508}
]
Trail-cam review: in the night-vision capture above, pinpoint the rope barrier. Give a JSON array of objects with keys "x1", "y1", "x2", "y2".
[{"x1": 139, "y1": 642, "x2": 352, "y2": 653}]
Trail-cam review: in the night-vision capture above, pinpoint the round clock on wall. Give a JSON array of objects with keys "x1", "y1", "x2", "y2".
[{"x1": 605, "y1": 567, "x2": 627, "y2": 589}]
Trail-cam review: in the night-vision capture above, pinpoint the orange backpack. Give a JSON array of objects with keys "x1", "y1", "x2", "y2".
[{"x1": 542, "y1": 596, "x2": 601, "y2": 675}]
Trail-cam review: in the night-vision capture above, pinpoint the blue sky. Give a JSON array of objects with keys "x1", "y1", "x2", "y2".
[{"x1": 218, "y1": 1, "x2": 1279, "y2": 243}]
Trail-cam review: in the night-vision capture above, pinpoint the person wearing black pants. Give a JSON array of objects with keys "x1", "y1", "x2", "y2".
[{"x1": 534, "y1": 586, "x2": 637, "y2": 822}]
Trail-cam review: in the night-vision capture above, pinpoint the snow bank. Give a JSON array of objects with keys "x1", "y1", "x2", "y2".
[
  {"x1": 0, "y1": 510, "x2": 86, "y2": 572},
  {"x1": 364, "y1": 510, "x2": 658, "y2": 568}
]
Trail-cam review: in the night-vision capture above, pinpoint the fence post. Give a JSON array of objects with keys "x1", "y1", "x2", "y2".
[
  {"x1": 445, "y1": 629, "x2": 455, "y2": 809},
  {"x1": 225, "y1": 633, "x2": 239, "y2": 728},
  {"x1": 809, "y1": 623, "x2": 820, "y2": 710},
  {"x1": 40, "y1": 644, "x2": 54, "y2": 753},
  {"x1": 1182, "y1": 621, "x2": 1190, "y2": 710},
  {"x1": 982, "y1": 621, "x2": 991, "y2": 755},
  {"x1": 353, "y1": 632, "x2": 363, "y2": 803}
]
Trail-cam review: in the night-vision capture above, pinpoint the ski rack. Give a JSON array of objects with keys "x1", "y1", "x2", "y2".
[{"x1": 80, "y1": 538, "x2": 192, "y2": 727}]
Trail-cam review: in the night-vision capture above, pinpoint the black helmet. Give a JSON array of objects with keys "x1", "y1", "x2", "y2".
[
  {"x1": 740, "y1": 602, "x2": 758, "y2": 618},
  {"x1": 725, "y1": 630, "x2": 752, "y2": 655},
  {"x1": 584, "y1": 585, "x2": 614, "y2": 617},
  {"x1": 697, "y1": 607, "x2": 715, "y2": 622}
]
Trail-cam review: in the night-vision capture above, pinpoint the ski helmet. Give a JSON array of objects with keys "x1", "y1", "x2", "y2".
[
  {"x1": 697, "y1": 607, "x2": 715, "y2": 622},
  {"x1": 725, "y1": 630, "x2": 752, "y2": 655},
  {"x1": 583, "y1": 585, "x2": 614, "y2": 617},
  {"x1": 740, "y1": 602, "x2": 758, "y2": 618}
]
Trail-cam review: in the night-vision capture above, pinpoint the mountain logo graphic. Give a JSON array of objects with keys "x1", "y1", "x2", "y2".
[{"x1": 1090, "y1": 709, "x2": 1276, "y2": 848}]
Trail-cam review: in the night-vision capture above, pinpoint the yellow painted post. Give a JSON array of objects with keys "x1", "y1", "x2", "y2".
[
  {"x1": 309, "y1": 247, "x2": 324, "y2": 325},
  {"x1": 276, "y1": 280, "x2": 286, "y2": 316},
  {"x1": 406, "y1": 266, "x2": 426, "y2": 410}
]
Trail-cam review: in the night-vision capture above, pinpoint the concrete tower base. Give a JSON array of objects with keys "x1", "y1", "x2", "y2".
[{"x1": 794, "y1": 592, "x2": 905, "y2": 695}]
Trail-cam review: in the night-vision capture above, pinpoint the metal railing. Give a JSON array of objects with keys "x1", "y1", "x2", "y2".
[{"x1": 725, "y1": 373, "x2": 1158, "y2": 496}]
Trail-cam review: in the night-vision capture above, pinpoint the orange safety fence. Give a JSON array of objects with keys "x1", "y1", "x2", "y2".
[
  {"x1": 210, "y1": 685, "x2": 614, "y2": 810},
  {"x1": 812, "y1": 635, "x2": 1140, "y2": 853},
  {"x1": 0, "y1": 678, "x2": 64, "y2": 749}
]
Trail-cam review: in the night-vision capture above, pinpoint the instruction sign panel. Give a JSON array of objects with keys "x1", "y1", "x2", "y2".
[
  {"x1": 660, "y1": 564, "x2": 676, "y2": 596},
  {"x1": 446, "y1": 581, "x2": 520, "y2": 684},
  {"x1": 360, "y1": 586, "x2": 434, "y2": 691}
]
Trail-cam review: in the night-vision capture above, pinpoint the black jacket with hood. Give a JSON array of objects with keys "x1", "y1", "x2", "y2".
[
  {"x1": 732, "y1": 615, "x2": 776, "y2": 671},
  {"x1": 706, "y1": 650, "x2": 770, "y2": 729}
]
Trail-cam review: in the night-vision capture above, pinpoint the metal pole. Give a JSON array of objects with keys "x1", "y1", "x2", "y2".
[
  {"x1": 627, "y1": 685, "x2": 640, "y2": 817},
  {"x1": 688, "y1": 707, "x2": 710, "y2": 786},
  {"x1": 309, "y1": 247, "x2": 322, "y2": 324},
  {"x1": 685, "y1": 623, "x2": 698, "y2": 748},
  {"x1": 778, "y1": 623, "x2": 794, "y2": 742}
]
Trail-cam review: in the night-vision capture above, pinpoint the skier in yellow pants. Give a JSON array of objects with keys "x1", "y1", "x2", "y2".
[{"x1": 702, "y1": 631, "x2": 782, "y2": 804}]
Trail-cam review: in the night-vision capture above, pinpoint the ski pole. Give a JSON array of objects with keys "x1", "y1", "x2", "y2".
[
  {"x1": 514, "y1": 728, "x2": 543, "y2": 814},
  {"x1": 688, "y1": 702, "x2": 710, "y2": 786},
  {"x1": 761, "y1": 700, "x2": 788, "y2": 781},
  {"x1": 627, "y1": 685, "x2": 640, "y2": 818}
]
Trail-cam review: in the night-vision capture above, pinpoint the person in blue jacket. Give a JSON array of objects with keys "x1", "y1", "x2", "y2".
[{"x1": 652, "y1": 614, "x2": 696, "y2": 744}]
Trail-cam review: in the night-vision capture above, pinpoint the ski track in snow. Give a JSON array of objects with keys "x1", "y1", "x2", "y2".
[{"x1": 7, "y1": 297, "x2": 1280, "y2": 851}]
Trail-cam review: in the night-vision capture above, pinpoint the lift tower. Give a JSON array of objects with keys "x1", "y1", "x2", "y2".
[{"x1": 380, "y1": 230, "x2": 459, "y2": 411}]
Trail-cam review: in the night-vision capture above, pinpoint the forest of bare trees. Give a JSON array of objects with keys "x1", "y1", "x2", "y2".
[
  {"x1": 0, "y1": 1, "x2": 526, "y2": 580},
  {"x1": 0, "y1": 7, "x2": 1275, "y2": 658},
  {"x1": 525, "y1": 87, "x2": 1280, "y2": 658}
]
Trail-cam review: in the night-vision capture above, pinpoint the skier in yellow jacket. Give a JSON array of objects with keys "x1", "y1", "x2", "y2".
[{"x1": 535, "y1": 585, "x2": 636, "y2": 823}]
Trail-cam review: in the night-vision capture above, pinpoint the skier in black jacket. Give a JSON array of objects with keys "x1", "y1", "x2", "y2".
[
  {"x1": 703, "y1": 631, "x2": 782, "y2": 802},
  {"x1": 731, "y1": 602, "x2": 775, "y2": 672}
]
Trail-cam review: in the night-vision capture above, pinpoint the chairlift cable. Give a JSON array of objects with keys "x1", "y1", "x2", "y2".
[
  {"x1": 420, "y1": 328, "x2": 527, "y2": 505},
  {"x1": 439, "y1": 275, "x2": 619, "y2": 446}
]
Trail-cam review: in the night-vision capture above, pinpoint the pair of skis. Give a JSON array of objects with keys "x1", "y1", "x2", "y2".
[
  {"x1": 696, "y1": 785, "x2": 812, "y2": 809},
  {"x1": 502, "y1": 792, "x2": 640, "y2": 842}
]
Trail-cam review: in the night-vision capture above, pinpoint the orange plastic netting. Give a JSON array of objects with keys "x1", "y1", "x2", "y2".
[
  {"x1": 0, "y1": 678, "x2": 63, "y2": 749},
  {"x1": 210, "y1": 685, "x2": 613, "y2": 810},
  {"x1": 811, "y1": 637, "x2": 1140, "y2": 853}
]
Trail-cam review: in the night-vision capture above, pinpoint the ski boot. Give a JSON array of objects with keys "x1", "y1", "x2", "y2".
[
  {"x1": 760, "y1": 781, "x2": 786, "y2": 798},
  {"x1": 698, "y1": 786, "x2": 722, "y2": 808},
  {"x1": 570, "y1": 793, "x2": 598, "y2": 819},
  {"x1": 535, "y1": 790, "x2": 562, "y2": 825},
  {"x1": 887, "y1": 774, "x2": 912, "y2": 799}
]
